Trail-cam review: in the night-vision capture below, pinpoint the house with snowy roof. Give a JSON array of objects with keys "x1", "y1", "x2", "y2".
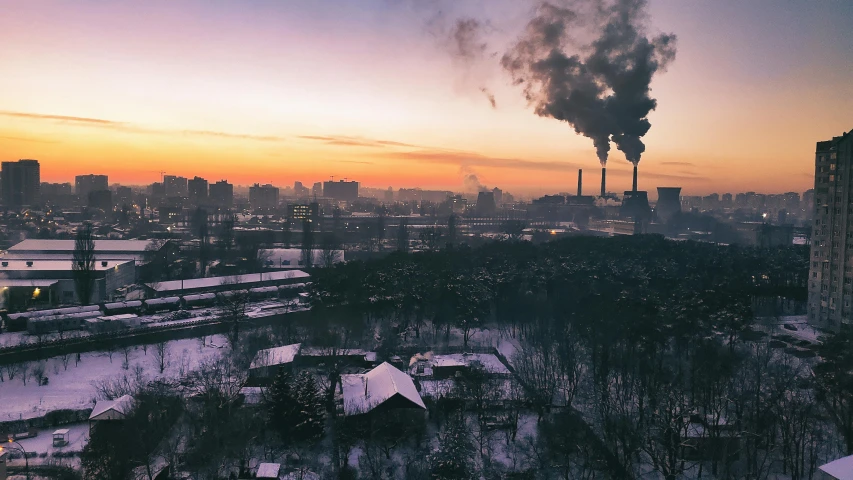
[
  {"x1": 248, "y1": 344, "x2": 302, "y2": 384},
  {"x1": 88, "y1": 394, "x2": 134, "y2": 431},
  {"x1": 339, "y1": 362, "x2": 426, "y2": 416},
  {"x1": 820, "y1": 454, "x2": 853, "y2": 480}
]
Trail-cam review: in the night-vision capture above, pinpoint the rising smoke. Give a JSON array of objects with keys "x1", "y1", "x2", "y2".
[{"x1": 501, "y1": 0, "x2": 677, "y2": 166}]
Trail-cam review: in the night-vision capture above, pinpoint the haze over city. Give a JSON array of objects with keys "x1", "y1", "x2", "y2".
[
  {"x1": 2, "y1": 2, "x2": 853, "y2": 480},
  {"x1": 1, "y1": 0, "x2": 851, "y2": 195}
]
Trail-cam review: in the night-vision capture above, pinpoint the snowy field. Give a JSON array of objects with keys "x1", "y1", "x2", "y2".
[{"x1": 0, "y1": 334, "x2": 228, "y2": 421}]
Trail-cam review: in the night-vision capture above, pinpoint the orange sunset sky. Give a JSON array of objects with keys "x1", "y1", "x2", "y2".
[{"x1": 1, "y1": 0, "x2": 851, "y2": 197}]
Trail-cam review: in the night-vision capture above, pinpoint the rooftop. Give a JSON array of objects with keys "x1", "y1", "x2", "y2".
[
  {"x1": 0, "y1": 259, "x2": 133, "y2": 271},
  {"x1": 89, "y1": 394, "x2": 134, "y2": 420},
  {"x1": 341, "y1": 362, "x2": 425, "y2": 416},
  {"x1": 256, "y1": 463, "x2": 281, "y2": 479},
  {"x1": 148, "y1": 270, "x2": 309, "y2": 293},
  {"x1": 250, "y1": 343, "x2": 302, "y2": 369},
  {"x1": 8, "y1": 239, "x2": 161, "y2": 253},
  {"x1": 820, "y1": 454, "x2": 853, "y2": 480}
]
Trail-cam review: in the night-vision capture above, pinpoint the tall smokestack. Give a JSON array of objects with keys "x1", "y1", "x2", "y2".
[
  {"x1": 600, "y1": 167, "x2": 606, "y2": 197},
  {"x1": 577, "y1": 169, "x2": 583, "y2": 197},
  {"x1": 632, "y1": 165, "x2": 638, "y2": 192}
]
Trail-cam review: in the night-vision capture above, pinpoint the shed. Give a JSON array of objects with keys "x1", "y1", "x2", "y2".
[
  {"x1": 248, "y1": 344, "x2": 302, "y2": 384},
  {"x1": 52, "y1": 429, "x2": 70, "y2": 447}
]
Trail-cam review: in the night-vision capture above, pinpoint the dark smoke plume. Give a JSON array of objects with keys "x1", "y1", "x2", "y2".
[{"x1": 502, "y1": 0, "x2": 676, "y2": 165}]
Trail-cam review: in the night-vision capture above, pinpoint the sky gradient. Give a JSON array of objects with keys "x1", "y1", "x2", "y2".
[{"x1": 1, "y1": 0, "x2": 851, "y2": 197}]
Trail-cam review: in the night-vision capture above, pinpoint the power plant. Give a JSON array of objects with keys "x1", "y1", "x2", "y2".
[
  {"x1": 600, "y1": 167, "x2": 606, "y2": 197},
  {"x1": 656, "y1": 187, "x2": 682, "y2": 223}
]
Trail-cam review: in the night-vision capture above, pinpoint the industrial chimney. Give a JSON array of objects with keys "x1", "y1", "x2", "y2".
[
  {"x1": 577, "y1": 169, "x2": 583, "y2": 197},
  {"x1": 632, "y1": 165, "x2": 638, "y2": 192},
  {"x1": 600, "y1": 167, "x2": 606, "y2": 197}
]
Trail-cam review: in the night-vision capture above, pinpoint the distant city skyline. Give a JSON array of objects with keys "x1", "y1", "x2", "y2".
[{"x1": 1, "y1": 1, "x2": 851, "y2": 195}]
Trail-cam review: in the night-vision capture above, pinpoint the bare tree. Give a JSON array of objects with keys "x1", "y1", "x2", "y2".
[
  {"x1": 153, "y1": 341, "x2": 169, "y2": 374},
  {"x1": 321, "y1": 232, "x2": 340, "y2": 269},
  {"x1": 72, "y1": 222, "x2": 97, "y2": 305}
]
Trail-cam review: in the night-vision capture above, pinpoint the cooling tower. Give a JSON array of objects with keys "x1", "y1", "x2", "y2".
[{"x1": 656, "y1": 187, "x2": 682, "y2": 223}]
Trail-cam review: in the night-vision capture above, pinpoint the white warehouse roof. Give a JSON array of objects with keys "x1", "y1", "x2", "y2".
[
  {"x1": 8, "y1": 239, "x2": 158, "y2": 253},
  {"x1": 148, "y1": 270, "x2": 309, "y2": 293},
  {"x1": 250, "y1": 344, "x2": 302, "y2": 370}
]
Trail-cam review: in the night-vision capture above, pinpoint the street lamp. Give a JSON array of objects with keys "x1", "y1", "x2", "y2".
[{"x1": 2, "y1": 438, "x2": 30, "y2": 479}]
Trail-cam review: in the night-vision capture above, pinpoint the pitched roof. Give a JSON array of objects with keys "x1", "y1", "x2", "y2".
[
  {"x1": 250, "y1": 344, "x2": 302, "y2": 369},
  {"x1": 820, "y1": 454, "x2": 853, "y2": 480},
  {"x1": 256, "y1": 463, "x2": 281, "y2": 478},
  {"x1": 89, "y1": 394, "x2": 134, "y2": 420},
  {"x1": 341, "y1": 362, "x2": 425, "y2": 416}
]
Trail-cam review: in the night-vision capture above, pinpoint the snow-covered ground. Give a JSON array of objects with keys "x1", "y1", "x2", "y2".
[
  {"x1": 4, "y1": 421, "x2": 90, "y2": 469},
  {"x1": 0, "y1": 334, "x2": 228, "y2": 422}
]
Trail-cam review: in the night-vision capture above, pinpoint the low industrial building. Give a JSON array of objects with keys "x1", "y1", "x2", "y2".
[
  {"x1": 89, "y1": 394, "x2": 134, "y2": 432},
  {"x1": 145, "y1": 270, "x2": 309, "y2": 297},
  {"x1": 0, "y1": 258, "x2": 136, "y2": 306}
]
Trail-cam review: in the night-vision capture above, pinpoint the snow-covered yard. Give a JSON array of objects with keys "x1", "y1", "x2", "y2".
[{"x1": 0, "y1": 335, "x2": 228, "y2": 421}]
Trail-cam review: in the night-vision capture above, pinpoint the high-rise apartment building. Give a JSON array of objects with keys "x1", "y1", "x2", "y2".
[
  {"x1": 209, "y1": 180, "x2": 233, "y2": 208},
  {"x1": 249, "y1": 183, "x2": 279, "y2": 209},
  {"x1": 188, "y1": 176, "x2": 209, "y2": 205},
  {"x1": 808, "y1": 129, "x2": 853, "y2": 331},
  {"x1": 2, "y1": 159, "x2": 40, "y2": 207},
  {"x1": 323, "y1": 180, "x2": 359, "y2": 201},
  {"x1": 163, "y1": 175, "x2": 188, "y2": 197},
  {"x1": 75, "y1": 174, "x2": 108, "y2": 199}
]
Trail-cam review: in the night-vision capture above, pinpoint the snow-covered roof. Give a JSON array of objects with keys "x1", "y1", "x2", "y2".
[
  {"x1": 147, "y1": 270, "x2": 309, "y2": 293},
  {"x1": 820, "y1": 454, "x2": 853, "y2": 480},
  {"x1": 8, "y1": 239, "x2": 158, "y2": 253},
  {"x1": 250, "y1": 344, "x2": 302, "y2": 370},
  {"x1": 341, "y1": 362, "x2": 425, "y2": 416},
  {"x1": 0, "y1": 259, "x2": 133, "y2": 271},
  {"x1": 0, "y1": 279, "x2": 59, "y2": 287},
  {"x1": 89, "y1": 394, "x2": 134, "y2": 420},
  {"x1": 430, "y1": 353, "x2": 511, "y2": 375},
  {"x1": 256, "y1": 463, "x2": 281, "y2": 478}
]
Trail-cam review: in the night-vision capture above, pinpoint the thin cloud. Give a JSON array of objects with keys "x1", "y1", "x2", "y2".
[
  {"x1": 661, "y1": 161, "x2": 694, "y2": 166},
  {"x1": 298, "y1": 135, "x2": 420, "y2": 149},
  {"x1": 0, "y1": 111, "x2": 121, "y2": 125},
  {"x1": 0, "y1": 134, "x2": 60, "y2": 144},
  {"x1": 0, "y1": 110, "x2": 286, "y2": 143},
  {"x1": 379, "y1": 149, "x2": 707, "y2": 181}
]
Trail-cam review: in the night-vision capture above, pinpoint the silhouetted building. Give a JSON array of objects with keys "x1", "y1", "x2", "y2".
[
  {"x1": 808, "y1": 129, "x2": 853, "y2": 331},
  {"x1": 163, "y1": 175, "x2": 188, "y2": 197},
  {"x1": 476, "y1": 191, "x2": 496, "y2": 215},
  {"x1": 209, "y1": 180, "x2": 233, "y2": 208},
  {"x1": 492, "y1": 187, "x2": 503, "y2": 206},
  {"x1": 324, "y1": 180, "x2": 359, "y2": 201},
  {"x1": 149, "y1": 182, "x2": 166, "y2": 197},
  {"x1": 41, "y1": 182, "x2": 73, "y2": 205},
  {"x1": 75, "y1": 174, "x2": 108, "y2": 199},
  {"x1": 250, "y1": 183, "x2": 279, "y2": 209},
  {"x1": 288, "y1": 203, "x2": 320, "y2": 223},
  {"x1": 88, "y1": 189, "x2": 113, "y2": 211},
  {"x1": 294, "y1": 181, "x2": 310, "y2": 197},
  {"x1": 188, "y1": 176, "x2": 208, "y2": 205},
  {"x1": 114, "y1": 186, "x2": 133, "y2": 208},
  {"x1": 397, "y1": 188, "x2": 452, "y2": 203},
  {"x1": 312, "y1": 182, "x2": 323, "y2": 198},
  {"x1": 2, "y1": 159, "x2": 40, "y2": 207},
  {"x1": 656, "y1": 187, "x2": 682, "y2": 223}
]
